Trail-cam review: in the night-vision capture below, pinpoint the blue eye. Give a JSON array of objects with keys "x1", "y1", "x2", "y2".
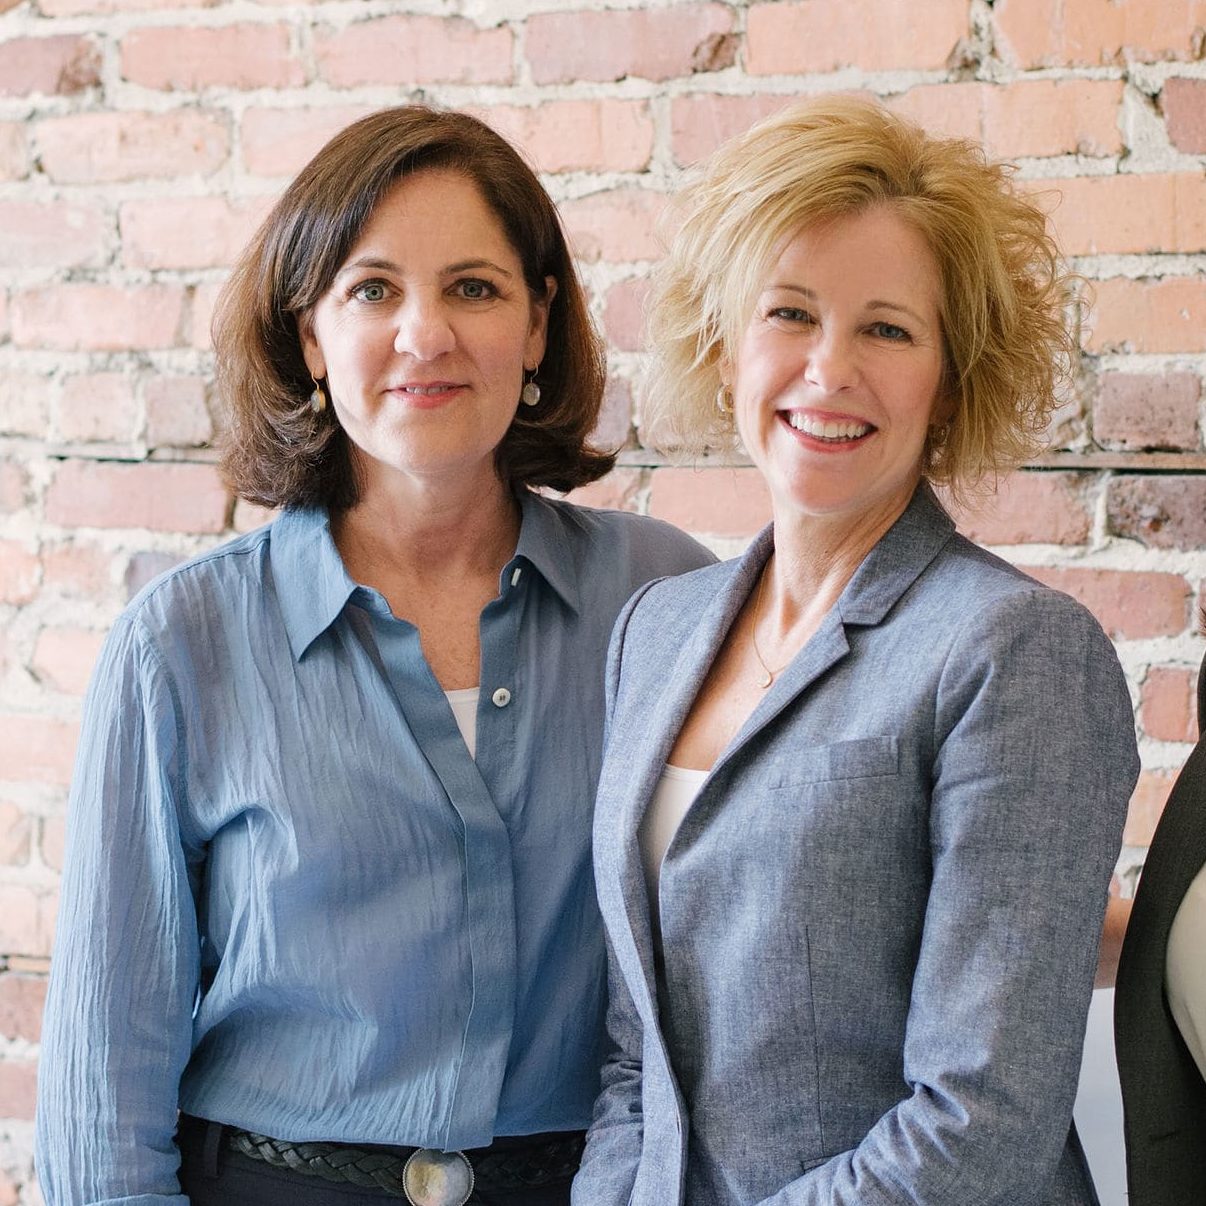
[
  {"x1": 768, "y1": 307, "x2": 814, "y2": 324},
  {"x1": 457, "y1": 279, "x2": 496, "y2": 300},
  {"x1": 871, "y1": 321, "x2": 910, "y2": 341},
  {"x1": 351, "y1": 281, "x2": 388, "y2": 303}
]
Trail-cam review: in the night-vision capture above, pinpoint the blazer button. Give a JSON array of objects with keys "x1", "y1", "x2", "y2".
[{"x1": 491, "y1": 687, "x2": 512, "y2": 708}]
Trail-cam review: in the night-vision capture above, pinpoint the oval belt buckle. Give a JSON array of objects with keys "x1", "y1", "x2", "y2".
[{"x1": 402, "y1": 1148, "x2": 474, "y2": 1206}]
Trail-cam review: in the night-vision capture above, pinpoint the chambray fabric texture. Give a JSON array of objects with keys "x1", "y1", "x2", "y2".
[
  {"x1": 34, "y1": 491, "x2": 712, "y2": 1206},
  {"x1": 574, "y1": 483, "x2": 1140, "y2": 1206}
]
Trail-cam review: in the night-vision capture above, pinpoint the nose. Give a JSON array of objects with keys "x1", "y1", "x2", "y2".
[
  {"x1": 393, "y1": 291, "x2": 456, "y2": 360},
  {"x1": 804, "y1": 328, "x2": 859, "y2": 394}
]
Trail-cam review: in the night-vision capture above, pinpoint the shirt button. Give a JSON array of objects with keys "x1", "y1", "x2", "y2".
[{"x1": 491, "y1": 687, "x2": 512, "y2": 708}]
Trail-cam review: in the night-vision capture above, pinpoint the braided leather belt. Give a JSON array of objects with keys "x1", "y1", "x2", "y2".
[{"x1": 226, "y1": 1127, "x2": 585, "y2": 1205}]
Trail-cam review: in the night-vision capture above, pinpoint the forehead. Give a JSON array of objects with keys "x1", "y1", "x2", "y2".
[
  {"x1": 348, "y1": 167, "x2": 519, "y2": 264},
  {"x1": 766, "y1": 206, "x2": 942, "y2": 303}
]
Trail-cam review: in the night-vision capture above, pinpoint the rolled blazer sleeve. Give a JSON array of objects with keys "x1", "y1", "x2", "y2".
[
  {"x1": 757, "y1": 589, "x2": 1138, "y2": 1205},
  {"x1": 36, "y1": 614, "x2": 198, "y2": 1206}
]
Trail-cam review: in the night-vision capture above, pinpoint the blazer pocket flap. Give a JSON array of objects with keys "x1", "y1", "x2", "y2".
[{"x1": 769, "y1": 736, "x2": 899, "y2": 787}]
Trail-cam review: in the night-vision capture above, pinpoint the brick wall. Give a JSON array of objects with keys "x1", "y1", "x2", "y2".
[{"x1": 0, "y1": 0, "x2": 1201, "y2": 1196}]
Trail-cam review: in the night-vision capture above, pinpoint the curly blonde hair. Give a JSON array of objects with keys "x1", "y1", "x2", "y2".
[{"x1": 644, "y1": 95, "x2": 1077, "y2": 501}]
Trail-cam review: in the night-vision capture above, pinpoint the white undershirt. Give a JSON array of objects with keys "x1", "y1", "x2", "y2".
[
  {"x1": 1166, "y1": 861, "x2": 1206, "y2": 1080},
  {"x1": 638, "y1": 764, "x2": 707, "y2": 949},
  {"x1": 444, "y1": 687, "x2": 480, "y2": 759}
]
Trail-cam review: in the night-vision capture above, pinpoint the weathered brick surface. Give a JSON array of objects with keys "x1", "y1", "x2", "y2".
[
  {"x1": 240, "y1": 106, "x2": 370, "y2": 176},
  {"x1": 942, "y1": 472, "x2": 1092, "y2": 546},
  {"x1": 1164, "y1": 77, "x2": 1206, "y2": 154},
  {"x1": 1093, "y1": 372, "x2": 1201, "y2": 451},
  {"x1": 32, "y1": 627, "x2": 106, "y2": 696},
  {"x1": 1141, "y1": 667, "x2": 1198, "y2": 744},
  {"x1": 648, "y1": 466, "x2": 771, "y2": 538},
  {"x1": 0, "y1": 35, "x2": 99, "y2": 98},
  {"x1": 1088, "y1": 278, "x2": 1206, "y2": 355},
  {"x1": 1107, "y1": 476, "x2": 1206, "y2": 551},
  {"x1": 145, "y1": 376, "x2": 213, "y2": 448},
  {"x1": 1125, "y1": 769, "x2": 1177, "y2": 847},
  {"x1": 56, "y1": 374, "x2": 140, "y2": 444},
  {"x1": 747, "y1": 0, "x2": 968, "y2": 74},
  {"x1": 0, "y1": 975, "x2": 47, "y2": 1044},
  {"x1": 1020, "y1": 566, "x2": 1190, "y2": 640},
  {"x1": 0, "y1": 717, "x2": 79, "y2": 788},
  {"x1": 0, "y1": 123, "x2": 28, "y2": 181},
  {"x1": 476, "y1": 101, "x2": 654, "y2": 173},
  {"x1": 561, "y1": 189, "x2": 666, "y2": 263},
  {"x1": 526, "y1": 6, "x2": 735, "y2": 84},
  {"x1": 46, "y1": 461, "x2": 229, "y2": 534},
  {"x1": 120, "y1": 196, "x2": 270, "y2": 270},
  {"x1": 120, "y1": 23, "x2": 303, "y2": 91},
  {"x1": 12, "y1": 284, "x2": 184, "y2": 351}
]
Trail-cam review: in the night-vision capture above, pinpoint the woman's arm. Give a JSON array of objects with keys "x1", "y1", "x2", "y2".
[
  {"x1": 1096, "y1": 894, "x2": 1132, "y2": 989},
  {"x1": 757, "y1": 590, "x2": 1139, "y2": 1206},
  {"x1": 35, "y1": 614, "x2": 199, "y2": 1206}
]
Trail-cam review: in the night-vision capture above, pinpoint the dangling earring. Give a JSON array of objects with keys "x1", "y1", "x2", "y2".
[
  {"x1": 309, "y1": 376, "x2": 329, "y2": 415},
  {"x1": 521, "y1": 367, "x2": 541, "y2": 408},
  {"x1": 715, "y1": 384, "x2": 733, "y2": 418}
]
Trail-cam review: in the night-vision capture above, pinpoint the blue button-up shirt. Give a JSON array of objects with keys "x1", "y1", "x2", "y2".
[{"x1": 35, "y1": 492, "x2": 711, "y2": 1206}]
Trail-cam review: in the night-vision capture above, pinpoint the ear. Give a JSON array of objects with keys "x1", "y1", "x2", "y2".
[
  {"x1": 298, "y1": 311, "x2": 326, "y2": 380},
  {"x1": 525, "y1": 276, "x2": 557, "y2": 369}
]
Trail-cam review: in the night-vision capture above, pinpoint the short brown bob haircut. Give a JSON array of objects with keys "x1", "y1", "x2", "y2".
[
  {"x1": 644, "y1": 96, "x2": 1077, "y2": 501},
  {"x1": 216, "y1": 106, "x2": 612, "y2": 511}
]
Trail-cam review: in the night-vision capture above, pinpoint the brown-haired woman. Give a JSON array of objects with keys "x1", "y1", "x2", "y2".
[{"x1": 35, "y1": 107, "x2": 710, "y2": 1206}]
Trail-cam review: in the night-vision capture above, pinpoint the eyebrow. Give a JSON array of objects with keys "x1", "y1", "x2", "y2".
[
  {"x1": 338, "y1": 256, "x2": 514, "y2": 278},
  {"x1": 764, "y1": 284, "x2": 931, "y2": 327}
]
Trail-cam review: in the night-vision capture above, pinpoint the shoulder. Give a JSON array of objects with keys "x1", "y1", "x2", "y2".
[{"x1": 539, "y1": 495, "x2": 716, "y2": 585}]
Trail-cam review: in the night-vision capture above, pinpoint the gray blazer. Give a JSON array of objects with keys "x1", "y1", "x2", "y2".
[
  {"x1": 1115, "y1": 650, "x2": 1206, "y2": 1206},
  {"x1": 575, "y1": 484, "x2": 1139, "y2": 1206}
]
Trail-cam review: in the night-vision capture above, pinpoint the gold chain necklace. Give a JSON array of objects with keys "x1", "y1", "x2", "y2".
[{"x1": 749, "y1": 564, "x2": 795, "y2": 689}]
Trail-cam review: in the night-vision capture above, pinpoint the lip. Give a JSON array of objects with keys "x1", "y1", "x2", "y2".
[
  {"x1": 386, "y1": 381, "x2": 466, "y2": 410},
  {"x1": 778, "y1": 407, "x2": 876, "y2": 450}
]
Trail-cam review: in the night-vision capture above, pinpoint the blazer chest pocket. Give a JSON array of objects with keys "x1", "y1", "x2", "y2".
[{"x1": 767, "y1": 736, "x2": 899, "y2": 789}]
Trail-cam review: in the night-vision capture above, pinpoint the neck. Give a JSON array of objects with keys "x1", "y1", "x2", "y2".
[{"x1": 333, "y1": 463, "x2": 521, "y2": 587}]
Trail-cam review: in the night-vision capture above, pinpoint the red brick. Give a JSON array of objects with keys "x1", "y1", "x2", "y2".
[
  {"x1": 145, "y1": 376, "x2": 213, "y2": 448},
  {"x1": 0, "y1": 974, "x2": 46, "y2": 1043},
  {"x1": 32, "y1": 627, "x2": 105, "y2": 696},
  {"x1": 188, "y1": 282, "x2": 224, "y2": 351},
  {"x1": 1142, "y1": 666, "x2": 1198, "y2": 744},
  {"x1": 649, "y1": 466, "x2": 771, "y2": 538},
  {"x1": 474, "y1": 101, "x2": 654, "y2": 173},
  {"x1": 121, "y1": 23, "x2": 302, "y2": 91},
  {"x1": 1019, "y1": 566, "x2": 1190, "y2": 640},
  {"x1": 1165, "y1": 77, "x2": 1206, "y2": 154},
  {"x1": 0, "y1": 804, "x2": 31, "y2": 870},
  {"x1": 47, "y1": 461, "x2": 228, "y2": 535},
  {"x1": 0, "y1": 122, "x2": 27, "y2": 181},
  {"x1": 1125, "y1": 769, "x2": 1177, "y2": 847},
  {"x1": 594, "y1": 378, "x2": 634, "y2": 452},
  {"x1": 526, "y1": 5, "x2": 734, "y2": 84},
  {"x1": 0, "y1": 1058, "x2": 38, "y2": 1119},
  {"x1": 564, "y1": 467, "x2": 643, "y2": 512},
  {"x1": 748, "y1": 0, "x2": 968, "y2": 73},
  {"x1": 941, "y1": 472, "x2": 1092, "y2": 546},
  {"x1": 315, "y1": 16, "x2": 512, "y2": 87},
  {"x1": 41, "y1": 0, "x2": 220, "y2": 12},
  {"x1": 0, "y1": 1167, "x2": 17, "y2": 1206},
  {"x1": 0, "y1": 200, "x2": 108, "y2": 271},
  {"x1": 41, "y1": 814, "x2": 65, "y2": 874},
  {"x1": 1094, "y1": 372, "x2": 1201, "y2": 451},
  {"x1": 0, "y1": 35, "x2": 99, "y2": 97},
  {"x1": 37, "y1": 111, "x2": 228, "y2": 184},
  {"x1": 561, "y1": 190, "x2": 666, "y2": 264},
  {"x1": 56, "y1": 373, "x2": 140, "y2": 444},
  {"x1": 603, "y1": 279, "x2": 650, "y2": 353},
  {"x1": 0, "y1": 542, "x2": 39, "y2": 606},
  {"x1": 12, "y1": 284, "x2": 184, "y2": 351},
  {"x1": 41, "y1": 542, "x2": 113, "y2": 597},
  {"x1": 670, "y1": 94, "x2": 800, "y2": 166},
  {"x1": 995, "y1": 0, "x2": 1206, "y2": 68},
  {"x1": 0, "y1": 462, "x2": 28, "y2": 514},
  {"x1": 240, "y1": 105, "x2": 370, "y2": 177},
  {"x1": 1036, "y1": 173, "x2": 1206, "y2": 257},
  {"x1": 121, "y1": 196, "x2": 269, "y2": 270},
  {"x1": 1089, "y1": 278, "x2": 1206, "y2": 355},
  {"x1": 1107, "y1": 476, "x2": 1206, "y2": 551},
  {"x1": 0, "y1": 717, "x2": 79, "y2": 788},
  {"x1": 0, "y1": 373, "x2": 51, "y2": 439},
  {"x1": 893, "y1": 79, "x2": 1125, "y2": 158}
]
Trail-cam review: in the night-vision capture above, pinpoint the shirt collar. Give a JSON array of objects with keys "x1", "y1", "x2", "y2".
[
  {"x1": 270, "y1": 507, "x2": 360, "y2": 661},
  {"x1": 270, "y1": 491, "x2": 583, "y2": 662},
  {"x1": 510, "y1": 490, "x2": 581, "y2": 614}
]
